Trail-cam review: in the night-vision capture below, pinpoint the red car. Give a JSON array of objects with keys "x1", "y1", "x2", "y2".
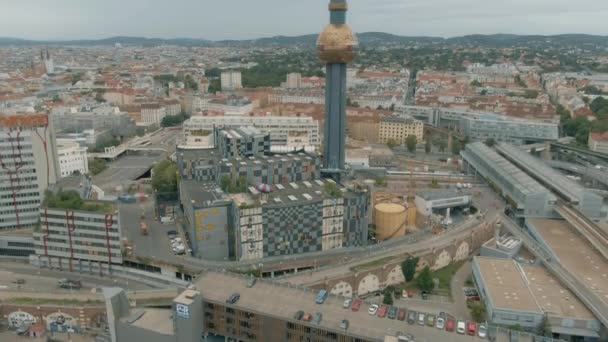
[
  {"x1": 467, "y1": 321, "x2": 477, "y2": 336},
  {"x1": 377, "y1": 305, "x2": 389, "y2": 318},
  {"x1": 351, "y1": 299, "x2": 362, "y2": 312},
  {"x1": 407, "y1": 288, "x2": 414, "y2": 298},
  {"x1": 303, "y1": 313, "x2": 312, "y2": 322},
  {"x1": 397, "y1": 309, "x2": 406, "y2": 321},
  {"x1": 446, "y1": 318, "x2": 455, "y2": 332}
]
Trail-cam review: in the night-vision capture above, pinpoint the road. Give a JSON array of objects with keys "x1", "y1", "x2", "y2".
[
  {"x1": 450, "y1": 261, "x2": 473, "y2": 321},
  {"x1": 0, "y1": 260, "x2": 154, "y2": 293}
]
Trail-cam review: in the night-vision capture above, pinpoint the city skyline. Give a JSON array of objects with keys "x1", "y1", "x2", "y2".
[{"x1": 2, "y1": 0, "x2": 608, "y2": 41}]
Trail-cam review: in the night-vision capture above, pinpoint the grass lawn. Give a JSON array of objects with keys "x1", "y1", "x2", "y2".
[{"x1": 430, "y1": 260, "x2": 466, "y2": 290}]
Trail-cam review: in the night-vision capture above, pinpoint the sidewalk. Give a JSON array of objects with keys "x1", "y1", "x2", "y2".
[{"x1": 450, "y1": 260, "x2": 473, "y2": 320}]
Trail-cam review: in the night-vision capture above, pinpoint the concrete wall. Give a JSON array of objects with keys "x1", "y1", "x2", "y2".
[{"x1": 304, "y1": 220, "x2": 494, "y2": 295}]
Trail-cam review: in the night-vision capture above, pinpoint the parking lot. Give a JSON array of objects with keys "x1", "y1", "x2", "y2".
[{"x1": 119, "y1": 200, "x2": 185, "y2": 264}]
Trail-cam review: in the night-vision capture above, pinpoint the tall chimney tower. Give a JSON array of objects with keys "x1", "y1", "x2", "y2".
[{"x1": 317, "y1": 0, "x2": 358, "y2": 182}]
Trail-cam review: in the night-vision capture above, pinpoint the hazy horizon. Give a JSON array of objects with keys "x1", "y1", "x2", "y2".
[{"x1": 1, "y1": 0, "x2": 608, "y2": 41}]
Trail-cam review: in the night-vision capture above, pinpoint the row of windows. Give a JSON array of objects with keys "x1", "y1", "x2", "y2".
[
  {"x1": 44, "y1": 213, "x2": 117, "y2": 224},
  {"x1": 45, "y1": 237, "x2": 120, "y2": 248},
  {"x1": 0, "y1": 248, "x2": 33, "y2": 257},
  {"x1": 46, "y1": 246, "x2": 120, "y2": 258},
  {"x1": 42, "y1": 226, "x2": 120, "y2": 235},
  {"x1": 0, "y1": 184, "x2": 38, "y2": 192}
]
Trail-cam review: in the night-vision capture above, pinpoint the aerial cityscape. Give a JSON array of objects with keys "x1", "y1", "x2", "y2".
[{"x1": 1, "y1": 1, "x2": 608, "y2": 341}]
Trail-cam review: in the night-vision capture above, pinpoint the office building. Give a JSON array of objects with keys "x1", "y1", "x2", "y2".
[
  {"x1": 141, "y1": 104, "x2": 167, "y2": 126},
  {"x1": 32, "y1": 176, "x2": 122, "y2": 270},
  {"x1": 473, "y1": 257, "x2": 601, "y2": 340},
  {"x1": 0, "y1": 230, "x2": 35, "y2": 258},
  {"x1": 232, "y1": 179, "x2": 369, "y2": 260},
  {"x1": 221, "y1": 71, "x2": 242, "y2": 91},
  {"x1": 0, "y1": 114, "x2": 59, "y2": 230},
  {"x1": 461, "y1": 142, "x2": 556, "y2": 217},
  {"x1": 179, "y1": 181, "x2": 233, "y2": 260},
  {"x1": 378, "y1": 115, "x2": 424, "y2": 145},
  {"x1": 588, "y1": 132, "x2": 608, "y2": 154},
  {"x1": 401, "y1": 105, "x2": 559, "y2": 144},
  {"x1": 317, "y1": 0, "x2": 358, "y2": 180},
  {"x1": 215, "y1": 127, "x2": 270, "y2": 159},
  {"x1": 56, "y1": 138, "x2": 88, "y2": 177},
  {"x1": 182, "y1": 116, "x2": 320, "y2": 152}
]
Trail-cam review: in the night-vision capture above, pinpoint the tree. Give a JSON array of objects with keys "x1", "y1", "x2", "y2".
[
  {"x1": 480, "y1": 89, "x2": 488, "y2": 96},
  {"x1": 324, "y1": 182, "x2": 343, "y2": 198},
  {"x1": 220, "y1": 175, "x2": 231, "y2": 192},
  {"x1": 425, "y1": 138, "x2": 432, "y2": 154},
  {"x1": 470, "y1": 80, "x2": 482, "y2": 87},
  {"x1": 208, "y1": 79, "x2": 221, "y2": 94},
  {"x1": 590, "y1": 96, "x2": 608, "y2": 114},
  {"x1": 95, "y1": 92, "x2": 106, "y2": 103},
  {"x1": 375, "y1": 177, "x2": 386, "y2": 187},
  {"x1": 161, "y1": 113, "x2": 189, "y2": 127},
  {"x1": 88, "y1": 159, "x2": 107, "y2": 176},
  {"x1": 406, "y1": 135, "x2": 417, "y2": 153},
  {"x1": 401, "y1": 257, "x2": 419, "y2": 282},
  {"x1": 434, "y1": 139, "x2": 447, "y2": 153},
  {"x1": 523, "y1": 89, "x2": 539, "y2": 99},
  {"x1": 415, "y1": 266, "x2": 434, "y2": 292},
  {"x1": 469, "y1": 302, "x2": 487, "y2": 322},
  {"x1": 152, "y1": 160, "x2": 179, "y2": 193},
  {"x1": 386, "y1": 138, "x2": 398, "y2": 149},
  {"x1": 430, "y1": 179, "x2": 440, "y2": 189},
  {"x1": 484, "y1": 138, "x2": 496, "y2": 147},
  {"x1": 537, "y1": 315, "x2": 552, "y2": 337},
  {"x1": 383, "y1": 290, "x2": 394, "y2": 305}
]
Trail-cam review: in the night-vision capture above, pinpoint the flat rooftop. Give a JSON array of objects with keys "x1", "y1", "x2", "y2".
[
  {"x1": 195, "y1": 272, "x2": 484, "y2": 342},
  {"x1": 474, "y1": 257, "x2": 542, "y2": 314},
  {"x1": 416, "y1": 190, "x2": 469, "y2": 201},
  {"x1": 528, "y1": 218, "x2": 608, "y2": 304},
  {"x1": 121, "y1": 308, "x2": 174, "y2": 336},
  {"x1": 181, "y1": 180, "x2": 231, "y2": 207},
  {"x1": 521, "y1": 264, "x2": 595, "y2": 320}
]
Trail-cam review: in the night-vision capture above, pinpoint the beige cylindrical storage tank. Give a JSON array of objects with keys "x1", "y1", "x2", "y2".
[{"x1": 374, "y1": 203, "x2": 407, "y2": 241}]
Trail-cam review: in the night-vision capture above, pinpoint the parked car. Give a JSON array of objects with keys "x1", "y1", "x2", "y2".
[
  {"x1": 436, "y1": 317, "x2": 445, "y2": 329},
  {"x1": 368, "y1": 304, "x2": 379, "y2": 316},
  {"x1": 342, "y1": 298, "x2": 352, "y2": 309},
  {"x1": 407, "y1": 288, "x2": 414, "y2": 298},
  {"x1": 166, "y1": 230, "x2": 178, "y2": 239},
  {"x1": 315, "y1": 290, "x2": 328, "y2": 304},
  {"x1": 421, "y1": 291, "x2": 429, "y2": 300},
  {"x1": 478, "y1": 323, "x2": 487, "y2": 338},
  {"x1": 446, "y1": 318, "x2": 455, "y2": 332},
  {"x1": 397, "y1": 333, "x2": 415, "y2": 342},
  {"x1": 339, "y1": 319, "x2": 349, "y2": 330},
  {"x1": 377, "y1": 305, "x2": 389, "y2": 318},
  {"x1": 387, "y1": 306, "x2": 398, "y2": 320},
  {"x1": 351, "y1": 299, "x2": 361, "y2": 312},
  {"x1": 397, "y1": 308, "x2": 406, "y2": 321},
  {"x1": 312, "y1": 312, "x2": 322, "y2": 325},
  {"x1": 407, "y1": 311, "x2": 417, "y2": 324},
  {"x1": 417, "y1": 312, "x2": 425, "y2": 325},
  {"x1": 426, "y1": 314, "x2": 436, "y2": 327},
  {"x1": 457, "y1": 320, "x2": 466, "y2": 334},
  {"x1": 13, "y1": 279, "x2": 26, "y2": 285},
  {"x1": 293, "y1": 311, "x2": 304, "y2": 320},
  {"x1": 467, "y1": 321, "x2": 477, "y2": 336},
  {"x1": 302, "y1": 313, "x2": 312, "y2": 322},
  {"x1": 226, "y1": 293, "x2": 240, "y2": 304}
]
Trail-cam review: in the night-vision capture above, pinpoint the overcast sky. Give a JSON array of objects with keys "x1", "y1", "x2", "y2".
[{"x1": 2, "y1": 0, "x2": 608, "y2": 40}]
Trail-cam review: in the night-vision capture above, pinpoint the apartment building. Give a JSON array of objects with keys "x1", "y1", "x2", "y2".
[
  {"x1": 588, "y1": 132, "x2": 608, "y2": 154},
  {"x1": 141, "y1": 103, "x2": 166, "y2": 126},
  {"x1": 221, "y1": 71, "x2": 242, "y2": 91},
  {"x1": 378, "y1": 115, "x2": 424, "y2": 145},
  {"x1": 56, "y1": 138, "x2": 88, "y2": 177}
]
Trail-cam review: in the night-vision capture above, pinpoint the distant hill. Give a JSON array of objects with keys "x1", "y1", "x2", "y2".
[{"x1": 1, "y1": 33, "x2": 607, "y2": 48}]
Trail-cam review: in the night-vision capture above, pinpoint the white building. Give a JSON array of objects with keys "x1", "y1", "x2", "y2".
[
  {"x1": 221, "y1": 71, "x2": 242, "y2": 91},
  {"x1": 141, "y1": 104, "x2": 166, "y2": 126},
  {"x1": 286, "y1": 73, "x2": 302, "y2": 89},
  {"x1": 414, "y1": 190, "x2": 471, "y2": 216},
  {"x1": 0, "y1": 114, "x2": 59, "y2": 230},
  {"x1": 56, "y1": 139, "x2": 88, "y2": 177},
  {"x1": 182, "y1": 115, "x2": 320, "y2": 152}
]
